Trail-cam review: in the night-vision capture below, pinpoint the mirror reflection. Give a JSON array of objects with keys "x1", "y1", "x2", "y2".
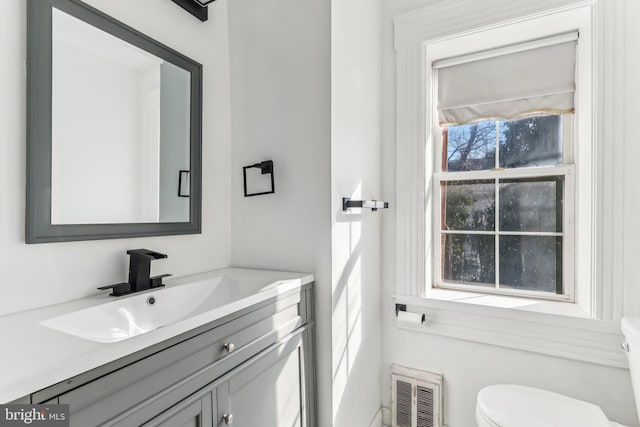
[{"x1": 50, "y1": 8, "x2": 190, "y2": 225}]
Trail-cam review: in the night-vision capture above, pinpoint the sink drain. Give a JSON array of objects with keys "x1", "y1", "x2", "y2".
[{"x1": 147, "y1": 296, "x2": 156, "y2": 305}]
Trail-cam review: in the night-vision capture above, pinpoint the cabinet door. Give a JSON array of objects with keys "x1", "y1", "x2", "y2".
[
  {"x1": 143, "y1": 390, "x2": 214, "y2": 427},
  {"x1": 216, "y1": 331, "x2": 313, "y2": 427}
]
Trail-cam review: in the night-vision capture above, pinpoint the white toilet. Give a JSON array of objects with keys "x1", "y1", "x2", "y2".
[{"x1": 475, "y1": 317, "x2": 640, "y2": 427}]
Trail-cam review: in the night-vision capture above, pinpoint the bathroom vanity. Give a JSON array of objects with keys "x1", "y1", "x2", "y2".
[{"x1": 1, "y1": 269, "x2": 315, "y2": 427}]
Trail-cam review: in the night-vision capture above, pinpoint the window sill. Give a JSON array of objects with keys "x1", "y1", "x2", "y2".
[
  {"x1": 424, "y1": 288, "x2": 589, "y2": 318},
  {"x1": 392, "y1": 290, "x2": 627, "y2": 369}
]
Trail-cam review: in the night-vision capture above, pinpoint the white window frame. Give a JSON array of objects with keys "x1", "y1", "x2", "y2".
[
  {"x1": 433, "y1": 114, "x2": 576, "y2": 302},
  {"x1": 393, "y1": 2, "x2": 595, "y2": 315},
  {"x1": 424, "y1": 14, "x2": 592, "y2": 310}
]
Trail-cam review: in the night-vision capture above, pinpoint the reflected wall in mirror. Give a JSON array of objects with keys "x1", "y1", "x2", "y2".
[
  {"x1": 27, "y1": 0, "x2": 202, "y2": 243},
  {"x1": 51, "y1": 8, "x2": 191, "y2": 224}
]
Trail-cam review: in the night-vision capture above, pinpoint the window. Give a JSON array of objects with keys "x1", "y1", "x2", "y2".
[
  {"x1": 433, "y1": 35, "x2": 578, "y2": 301},
  {"x1": 435, "y1": 115, "x2": 573, "y2": 300}
]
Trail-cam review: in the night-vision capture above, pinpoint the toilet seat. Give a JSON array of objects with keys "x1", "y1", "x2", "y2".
[{"x1": 476, "y1": 384, "x2": 613, "y2": 427}]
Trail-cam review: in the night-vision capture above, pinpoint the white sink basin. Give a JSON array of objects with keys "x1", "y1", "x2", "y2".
[
  {"x1": 40, "y1": 279, "x2": 225, "y2": 343},
  {"x1": 38, "y1": 269, "x2": 309, "y2": 344}
]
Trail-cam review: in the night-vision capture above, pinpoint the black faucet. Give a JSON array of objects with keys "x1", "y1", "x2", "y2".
[{"x1": 98, "y1": 249, "x2": 172, "y2": 297}]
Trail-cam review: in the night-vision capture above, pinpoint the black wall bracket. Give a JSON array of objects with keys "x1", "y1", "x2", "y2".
[
  {"x1": 243, "y1": 160, "x2": 275, "y2": 197},
  {"x1": 170, "y1": 0, "x2": 211, "y2": 22},
  {"x1": 395, "y1": 303, "x2": 407, "y2": 316}
]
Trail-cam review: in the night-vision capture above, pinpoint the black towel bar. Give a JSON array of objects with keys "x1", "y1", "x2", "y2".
[{"x1": 342, "y1": 197, "x2": 389, "y2": 212}]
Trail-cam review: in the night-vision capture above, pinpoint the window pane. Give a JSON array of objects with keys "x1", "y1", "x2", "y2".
[
  {"x1": 442, "y1": 180, "x2": 495, "y2": 231},
  {"x1": 445, "y1": 121, "x2": 496, "y2": 171},
  {"x1": 499, "y1": 177, "x2": 563, "y2": 233},
  {"x1": 498, "y1": 115, "x2": 562, "y2": 168},
  {"x1": 499, "y1": 236, "x2": 562, "y2": 293},
  {"x1": 442, "y1": 234, "x2": 495, "y2": 286}
]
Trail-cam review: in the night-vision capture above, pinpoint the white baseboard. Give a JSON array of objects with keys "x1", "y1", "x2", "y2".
[
  {"x1": 368, "y1": 407, "x2": 383, "y2": 427},
  {"x1": 382, "y1": 406, "x2": 391, "y2": 426}
]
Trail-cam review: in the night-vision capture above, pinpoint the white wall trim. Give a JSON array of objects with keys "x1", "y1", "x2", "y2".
[
  {"x1": 596, "y1": 0, "x2": 626, "y2": 321},
  {"x1": 393, "y1": 0, "x2": 594, "y2": 51},
  {"x1": 393, "y1": 294, "x2": 628, "y2": 369},
  {"x1": 394, "y1": 44, "x2": 426, "y2": 297}
]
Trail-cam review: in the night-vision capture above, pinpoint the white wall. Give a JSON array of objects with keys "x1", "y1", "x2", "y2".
[
  {"x1": 229, "y1": 1, "x2": 386, "y2": 425},
  {"x1": 227, "y1": 0, "x2": 332, "y2": 425},
  {"x1": 0, "y1": 0, "x2": 232, "y2": 316},
  {"x1": 331, "y1": 0, "x2": 383, "y2": 426},
  {"x1": 51, "y1": 7, "x2": 166, "y2": 224},
  {"x1": 52, "y1": 40, "x2": 148, "y2": 224},
  {"x1": 380, "y1": 0, "x2": 640, "y2": 426},
  {"x1": 384, "y1": 329, "x2": 635, "y2": 426}
]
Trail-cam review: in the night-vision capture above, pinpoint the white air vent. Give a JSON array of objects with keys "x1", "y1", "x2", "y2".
[{"x1": 392, "y1": 366, "x2": 443, "y2": 427}]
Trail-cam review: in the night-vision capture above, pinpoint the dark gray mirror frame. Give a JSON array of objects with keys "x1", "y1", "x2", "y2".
[{"x1": 26, "y1": 0, "x2": 202, "y2": 243}]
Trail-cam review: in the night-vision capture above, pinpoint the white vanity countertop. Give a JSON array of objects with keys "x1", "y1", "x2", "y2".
[{"x1": 0, "y1": 267, "x2": 314, "y2": 403}]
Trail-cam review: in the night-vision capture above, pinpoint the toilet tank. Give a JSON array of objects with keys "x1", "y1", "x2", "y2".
[{"x1": 621, "y1": 317, "x2": 640, "y2": 421}]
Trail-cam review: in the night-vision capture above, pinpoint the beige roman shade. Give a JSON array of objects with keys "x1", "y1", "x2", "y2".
[{"x1": 436, "y1": 33, "x2": 578, "y2": 126}]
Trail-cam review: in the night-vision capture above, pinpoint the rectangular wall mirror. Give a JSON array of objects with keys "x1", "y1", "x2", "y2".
[{"x1": 27, "y1": 0, "x2": 202, "y2": 243}]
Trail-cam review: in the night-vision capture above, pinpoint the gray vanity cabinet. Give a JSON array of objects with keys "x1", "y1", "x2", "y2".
[
  {"x1": 215, "y1": 329, "x2": 310, "y2": 427},
  {"x1": 28, "y1": 284, "x2": 315, "y2": 427},
  {"x1": 144, "y1": 327, "x2": 312, "y2": 427}
]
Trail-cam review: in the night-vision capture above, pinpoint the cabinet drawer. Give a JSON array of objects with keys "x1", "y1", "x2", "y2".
[{"x1": 59, "y1": 293, "x2": 302, "y2": 427}]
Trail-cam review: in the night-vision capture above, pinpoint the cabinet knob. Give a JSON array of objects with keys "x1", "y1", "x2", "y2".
[
  {"x1": 222, "y1": 413, "x2": 234, "y2": 424},
  {"x1": 223, "y1": 342, "x2": 236, "y2": 353}
]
